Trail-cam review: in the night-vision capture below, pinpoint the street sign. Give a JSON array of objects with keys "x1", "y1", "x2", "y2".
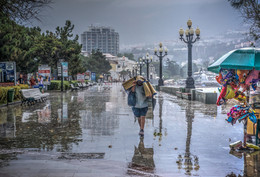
[
  {"x1": 38, "y1": 65, "x2": 51, "y2": 85},
  {"x1": 85, "y1": 71, "x2": 91, "y2": 80},
  {"x1": 0, "y1": 62, "x2": 16, "y2": 85},
  {"x1": 58, "y1": 62, "x2": 68, "y2": 77},
  {"x1": 91, "y1": 72, "x2": 96, "y2": 81},
  {"x1": 77, "y1": 73, "x2": 85, "y2": 82}
]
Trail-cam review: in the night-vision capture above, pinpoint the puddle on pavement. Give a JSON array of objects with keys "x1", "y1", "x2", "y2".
[
  {"x1": 127, "y1": 138, "x2": 155, "y2": 176},
  {"x1": 0, "y1": 85, "x2": 259, "y2": 176},
  {"x1": 58, "y1": 152, "x2": 105, "y2": 160}
]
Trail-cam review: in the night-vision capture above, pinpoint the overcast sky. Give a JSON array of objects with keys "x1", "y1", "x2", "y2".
[{"x1": 32, "y1": 0, "x2": 244, "y2": 46}]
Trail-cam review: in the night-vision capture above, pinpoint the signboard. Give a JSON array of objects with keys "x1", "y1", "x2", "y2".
[
  {"x1": 0, "y1": 62, "x2": 16, "y2": 84},
  {"x1": 77, "y1": 73, "x2": 85, "y2": 82},
  {"x1": 38, "y1": 65, "x2": 51, "y2": 85},
  {"x1": 85, "y1": 71, "x2": 91, "y2": 80},
  {"x1": 58, "y1": 62, "x2": 68, "y2": 77},
  {"x1": 91, "y1": 72, "x2": 96, "y2": 81}
]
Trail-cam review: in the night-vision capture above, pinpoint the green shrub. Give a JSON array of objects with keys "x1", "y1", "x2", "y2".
[
  {"x1": 70, "y1": 80, "x2": 79, "y2": 86},
  {"x1": 0, "y1": 87, "x2": 8, "y2": 103},
  {"x1": 49, "y1": 80, "x2": 70, "y2": 90},
  {"x1": 0, "y1": 84, "x2": 29, "y2": 104}
]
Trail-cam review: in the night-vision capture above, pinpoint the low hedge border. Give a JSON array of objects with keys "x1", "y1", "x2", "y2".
[
  {"x1": 0, "y1": 84, "x2": 29, "y2": 104},
  {"x1": 48, "y1": 80, "x2": 89, "y2": 90}
]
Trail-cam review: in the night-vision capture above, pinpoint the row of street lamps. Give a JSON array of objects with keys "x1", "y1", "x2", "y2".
[{"x1": 132, "y1": 19, "x2": 200, "y2": 88}]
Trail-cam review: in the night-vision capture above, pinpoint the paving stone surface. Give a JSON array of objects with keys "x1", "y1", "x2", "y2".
[{"x1": 0, "y1": 84, "x2": 256, "y2": 176}]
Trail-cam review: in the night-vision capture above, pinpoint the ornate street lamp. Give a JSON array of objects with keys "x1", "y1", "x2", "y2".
[
  {"x1": 132, "y1": 64, "x2": 138, "y2": 77},
  {"x1": 179, "y1": 19, "x2": 200, "y2": 89},
  {"x1": 134, "y1": 65, "x2": 138, "y2": 76},
  {"x1": 132, "y1": 66, "x2": 135, "y2": 77},
  {"x1": 142, "y1": 53, "x2": 153, "y2": 80},
  {"x1": 154, "y1": 43, "x2": 168, "y2": 86},
  {"x1": 137, "y1": 58, "x2": 145, "y2": 76}
]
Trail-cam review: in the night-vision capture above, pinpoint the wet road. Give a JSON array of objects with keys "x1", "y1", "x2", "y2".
[{"x1": 0, "y1": 84, "x2": 258, "y2": 177}]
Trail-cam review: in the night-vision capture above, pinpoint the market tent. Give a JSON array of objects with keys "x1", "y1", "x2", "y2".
[{"x1": 208, "y1": 48, "x2": 260, "y2": 74}]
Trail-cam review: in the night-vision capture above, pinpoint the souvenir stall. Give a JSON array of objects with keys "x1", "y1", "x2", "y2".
[{"x1": 208, "y1": 48, "x2": 260, "y2": 149}]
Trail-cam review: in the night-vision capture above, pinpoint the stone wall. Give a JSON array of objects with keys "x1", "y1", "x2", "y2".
[{"x1": 158, "y1": 86, "x2": 217, "y2": 104}]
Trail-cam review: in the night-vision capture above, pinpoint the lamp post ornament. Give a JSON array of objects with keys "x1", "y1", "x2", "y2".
[
  {"x1": 154, "y1": 43, "x2": 168, "y2": 86},
  {"x1": 143, "y1": 53, "x2": 153, "y2": 80},
  {"x1": 138, "y1": 58, "x2": 145, "y2": 76},
  {"x1": 135, "y1": 65, "x2": 138, "y2": 76},
  {"x1": 179, "y1": 19, "x2": 200, "y2": 89}
]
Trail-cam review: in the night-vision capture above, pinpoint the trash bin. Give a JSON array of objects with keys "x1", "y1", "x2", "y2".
[{"x1": 7, "y1": 88, "x2": 15, "y2": 102}]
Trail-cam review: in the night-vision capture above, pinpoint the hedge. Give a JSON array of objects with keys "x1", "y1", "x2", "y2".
[
  {"x1": 48, "y1": 80, "x2": 69, "y2": 90},
  {"x1": 0, "y1": 84, "x2": 29, "y2": 104},
  {"x1": 48, "y1": 80, "x2": 90, "y2": 90}
]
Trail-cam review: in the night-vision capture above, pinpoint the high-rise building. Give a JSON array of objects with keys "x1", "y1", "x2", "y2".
[{"x1": 81, "y1": 26, "x2": 119, "y2": 56}]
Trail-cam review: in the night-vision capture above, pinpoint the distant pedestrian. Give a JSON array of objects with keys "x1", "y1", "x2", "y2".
[
  {"x1": 38, "y1": 75, "x2": 44, "y2": 93},
  {"x1": 38, "y1": 75, "x2": 43, "y2": 85},
  {"x1": 17, "y1": 74, "x2": 24, "y2": 85},
  {"x1": 123, "y1": 76, "x2": 156, "y2": 137},
  {"x1": 29, "y1": 76, "x2": 36, "y2": 88}
]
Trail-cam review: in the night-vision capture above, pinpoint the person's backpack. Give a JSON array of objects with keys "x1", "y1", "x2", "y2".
[{"x1": 128, "y1": 91, "x2": 136, "y2": 107}]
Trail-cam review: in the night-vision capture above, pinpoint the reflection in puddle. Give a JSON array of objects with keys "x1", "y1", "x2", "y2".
[
  {"x1": 37, "y1": 104, "x2": 51, "y2": 123},
  {"x1": 127, "y1": 138, "x2": 155, "y2": 176},
  {"x1": 228, "y1": 150, "x2": 260, "y2": 177},
  {"x1": 0, "y1": 92, "x2": 84, "y2": 153},
  {"x1": 176, "y1": 101, "x2": 200, "y2": 176},
  {"x1": 154, "y1": 95, "x2": 167, "y2": 142},
  {"x1": 1, "y1": 86, "x2": 260, "y2": 176}
]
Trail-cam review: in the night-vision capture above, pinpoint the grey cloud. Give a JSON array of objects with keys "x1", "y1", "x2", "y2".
[{"x1": 31, "y1": 0, "x2": 244, "y2": 46}]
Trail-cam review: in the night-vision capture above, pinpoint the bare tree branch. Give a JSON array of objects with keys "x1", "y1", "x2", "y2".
[
  {"x1": 228, "y1": 0, "x2": 260, "y2": 40},
  {"x1": 0, "y1": 0, "x2": 52, "y2": 23}
]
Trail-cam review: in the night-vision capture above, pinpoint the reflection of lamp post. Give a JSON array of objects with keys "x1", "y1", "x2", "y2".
[
  {"x1": 179, "y1": 19, "x2": 200, "y2": 89},
  {"x1": 176, "y1": 101, "x2": 199, "y2": 175},
  {"x1": 137, "y1": 58, "x2": 145, "y2": 76},
  {"x1": 142, "y1": 53, "x2": 153, "y2": 80},
  {"x1": 154, "y1": 95, "x2": 167, "y2": 142},
  {"x1": 154, "y1": 43, "x2": 167, "y2": 86}
]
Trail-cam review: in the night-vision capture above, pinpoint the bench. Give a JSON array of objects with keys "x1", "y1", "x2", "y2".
[
  {"x1": 77, "y1": 83, "x2": 84, "y2": 89},
  {"x1": 82, "y1": 83, "x2": 88, "y2": 88},
  {"x1": 20, "y1": 88, "x2": 49, "y2": 106},
  {"x1": 78, "y1": 82, "x2": 88, "y2": 89},
  {"x1": 70, "y1": 84, "x2": 79, "y2": 91}
]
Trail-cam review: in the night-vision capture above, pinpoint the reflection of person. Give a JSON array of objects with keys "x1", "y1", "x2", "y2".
[
  {"x1": 128, "y1": 138, "x2": 155, "y2": 175},
  {"x1": 18, "y1": 74, "x2": 24, "y2": 84},
  {"x1": 29, "y1": 76, "x2": 36, "y2": 88},
  {"x1": 131, "y1": 77, "x2": 151, "y2": 136}
]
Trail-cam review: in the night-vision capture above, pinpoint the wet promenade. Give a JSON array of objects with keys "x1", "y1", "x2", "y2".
[{"x1": 0, "y1": 84, "x2": 258, "y2": 177}]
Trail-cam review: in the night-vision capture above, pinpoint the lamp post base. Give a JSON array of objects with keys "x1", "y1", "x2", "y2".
[
  {"x1": 158, "y1": 79, "x2": 164, "y2": 87},
  {"x1": 185, "y1": 76, "x2": 195, "y2": 89}
]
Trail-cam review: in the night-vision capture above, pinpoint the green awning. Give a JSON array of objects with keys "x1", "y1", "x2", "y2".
[{"x1": 208, "y1": 48, "x2": 260, "y2": 74}]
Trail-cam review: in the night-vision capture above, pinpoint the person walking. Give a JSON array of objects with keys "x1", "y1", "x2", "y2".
[{"x1": 123, "y1": 76, "x2": 156, "y2": 136}]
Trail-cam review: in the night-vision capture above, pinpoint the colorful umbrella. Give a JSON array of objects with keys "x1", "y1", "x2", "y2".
[{"x1": 208, "y1": 47, "x2": 260, "y2": 74}]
